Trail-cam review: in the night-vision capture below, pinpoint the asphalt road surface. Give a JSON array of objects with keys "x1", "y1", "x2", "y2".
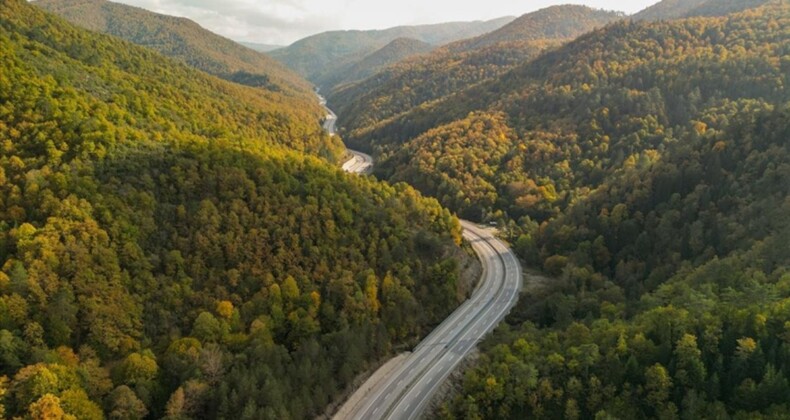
[{"x1": 328, "y1": 97, "x2": 522, "y2": 420}]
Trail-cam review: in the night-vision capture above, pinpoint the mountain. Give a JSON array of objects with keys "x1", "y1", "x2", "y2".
[
  {"x1": 365, "y1": 2, "x2": 789, "y2": 220},
  {"x1": 0, "y1": 1, "x2": 473, "y2": 418},
  {"x1": 269, "y1": 17, "x2": 515, "y2": 87},
  {"x1": 316, "y1": 37, "x2": 434, "y2": 92},
  {"x1": 686, "y1": 0, "x2": 774, "y2": 17},
  {"x1": 34, "y1": 0, "x2": 310, "y2": 94},
  {"x1": 240, "y1": 41, "x2": 284, "y2": 52},
  {"x1": 632, "y1": 0, "x2": 710, "y2": 20},
  {"x1": 329, "y1": 3, "x2": 789, "y2": 418},
  {"x1": 448, "y1": 5, "x2": 624, "y2": 53},
  {"x1": 634, "y1": 0, "x2": 772, "y2": 20},
  {"x1": 329, "y1": 5, "x2": 623, "y2": 141}
]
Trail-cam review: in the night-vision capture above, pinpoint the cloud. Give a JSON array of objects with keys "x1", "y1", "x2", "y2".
[{"x1": 110, "y1": 0, "x2": 659, "y2": 45}]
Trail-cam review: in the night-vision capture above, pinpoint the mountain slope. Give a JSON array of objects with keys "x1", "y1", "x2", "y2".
[
  {"x1": 34, "y1": 0, "x2": 311, "y2": 94},
  {"x1": 449, "y1": 5, "x2": 624, "y2": 53},
  {"x1": 330, "y1": 4, "x2": 790, "y2": 417},
  {"x1": 270, "y1": 17, "x2": 514, "y2": 87},
  {"x1": 0, "y1": 1, "x2": 472, "y2": 419},
  {"x1": 367, "y1": 2, "x2": 789, "y2": 220},
  {"x1": 632, "y1": 0, "x2": 710, "y2": 20},
  {"x1": 316, "y1": 37, "x2": 434, "y2": 92},
  {"x1": 634, "y1": 0, "x2": 772, "y2": 20},
  {"x1": 442, "y1": 102, "x2": 790, "y2": 419},
  {"x1": 330, "y1": 5, "x2": 622, "y2": 141}
]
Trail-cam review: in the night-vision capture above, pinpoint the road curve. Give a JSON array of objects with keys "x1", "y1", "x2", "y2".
[
  {"x1": 326, "y1": 98, "x2": 522, "y2": 419},
  {"x1": 341, "y1": 219, "x2": 521, "y2": 420},
  {"x1": 319, "y1": 92, "x2": 373, "y2": 174},
  {"x1": 342, "y1": 150, "x2": 374, "y2": 175}
]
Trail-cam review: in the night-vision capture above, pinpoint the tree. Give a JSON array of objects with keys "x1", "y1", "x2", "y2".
[
  {"x1": 674, "y1": 334, "x2": 706, "y2": 390},
  {"x1": 645, "y1": 364, "x2": 672, "y2": 411},
  {"x1": 106, "y1": 385, "x2": 147, "y2": 420},
  {"x1": 28, "y1": 394, "x2": 75, "y2": 420},
  {"x1": 191, "y1": 312, "x2": 222, "y2": 343},
  {"x1": 59, "y1": 389, "x2": 103, "y2": 420},
  {"x1": 114, "y1": 351, "x2": 158, "y2": 386}
]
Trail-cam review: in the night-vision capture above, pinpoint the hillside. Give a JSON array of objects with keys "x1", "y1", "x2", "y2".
[
  {"x1": 0, "y1": 1, "x2": 473, "y2": 419},
  {"x1": 368, "y1": 3, "x2": 789, "y2": 220},
  {"x1": 686, "y1": 0, "x2": 774, "y2": 17},
  {"x1": 269, "y1": 16, "x2": 514, "y2": 88},
  {"x1": 632, "y1": 0, "x2": 710, "y2": 20},
  {"x1": 330, "y1": 5, "x2": 623, "y2": 141},
  {"x1": 634, "y1": 0, "x2": 772, "y2": 20},
  {"x1": 34, "y1": 0, "x2": 311, "y2": 94},
  {"x1": 315, "y1": 37, "x2": 434, "y2": 92},
  {"x1": 449, "y1": 5, "x2": 624, "y2": 53},
  {"x1": 323, "y1": 3, "x2": 790, "y2": 418},
  {"x1": 441, "y1": 100, "x2": 790, "y2": 420}
]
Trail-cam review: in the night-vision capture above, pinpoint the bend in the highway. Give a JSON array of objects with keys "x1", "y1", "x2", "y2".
[{"x1": 326, "y1": 98, "x2": 522, "y2": 420}]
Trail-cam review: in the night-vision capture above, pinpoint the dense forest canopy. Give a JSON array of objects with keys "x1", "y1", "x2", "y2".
[
  {"x1": 634, "y1": 0, "x2": 772, "y2": 20},
  {"x1": 34, "y1": 0, "x2": 315, "y2": 96},
  {"x1": 333, "y1": 2, "x2": 790, "y2": 418},
  {"x1": 356, "y1": 2, "x2": 789, "y2": 223},
  {"x1": 328, "y1": 5, "x2": 623, "y2": 137},
  {"x1": 269, "y1": 16, "x2": 515, "y2": 91},
  {"x1": 316, "y1": 37, "x2": 435, "y2": 95},
  {"x1": 0, "y1": 1, "x2": 473, "y2": 418}
]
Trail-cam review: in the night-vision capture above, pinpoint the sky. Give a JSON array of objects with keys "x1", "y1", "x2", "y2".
[{"x1": 111, "y1": 0, "x2": 661, "y2": 46}]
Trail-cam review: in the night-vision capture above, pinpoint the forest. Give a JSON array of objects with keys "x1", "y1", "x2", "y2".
[
  {"x1": 329, "y1": 5, "x2": 622, "y2": 139},
  {"x1": 334, "y1": 2, "x2": 790, "y2": 418},
  {"x1": 0, "y1": 1, "x2": 471, "y2": 418},
  {"x1": 440, "y1": 100, "x2": 790, "y2": 419},
  {"x1": 368, "y1": 2, "x2": 789, "y2": 223},
  {"x1": 34, "y1": 0, "x2": 314, "y2": 95}
]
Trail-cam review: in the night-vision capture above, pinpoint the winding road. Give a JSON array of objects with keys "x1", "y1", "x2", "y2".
[
  {"x1": 324, "y1": 95, "x2": 522, "y2": 419},
  {"x1": 319, "y1": 93, "x2": 373, "y2": 175}
]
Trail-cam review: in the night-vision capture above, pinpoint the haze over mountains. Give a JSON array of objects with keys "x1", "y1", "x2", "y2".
[
  {"x1": 269, "y1": 16, "x2": 515, "y2": 91},
  {"x1": 329, "y1": 5, "x2": 624, "y2": 139}
]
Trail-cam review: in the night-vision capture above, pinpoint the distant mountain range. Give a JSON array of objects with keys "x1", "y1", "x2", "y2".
[
  {"x1": 239, "y1": 41, "x2": 285, "y2": 53},
  {"x1": 329, "y1": 5, "x2": 623, "y2": 139},
  {"x1": 269, "y1": 17, "x2": 515, "y2": 90}
]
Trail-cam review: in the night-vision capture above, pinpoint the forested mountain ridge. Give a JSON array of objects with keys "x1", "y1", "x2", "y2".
[
  {"x1": 0, "y1": 1, "x2": 474, "y2": 418},
  {"x1": 351, "y1": 3, "x2": 789, "y2": 222},
  {"x1": 316, "y1": 37, "x2": 434, "y2": 93},
  {"x1": 447, "y1": 5, "x2": 624, "y2": 53},
  {"x1": 328, "y1": 5, "x2": 622, "y2": 139},
  {"x1": 269, "y1": 16, "x2": 515, "y2": 89},
  {"x1": 326, "y1": 3, "x2": 790, "y2": 418},
  {"x1": 633, "y1": 0, "x2": 772, "y2": 21},
  {"x1": 34, "y1": 0, "x2": 313, "y2": 95},
  {"x1": 440, "y1": 95, "x2": 790, "y2": 420}
]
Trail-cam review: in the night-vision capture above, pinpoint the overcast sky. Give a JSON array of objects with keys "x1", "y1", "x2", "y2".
[{"x1": 111, "y1": 0, "x2": 660, "y2": 46}]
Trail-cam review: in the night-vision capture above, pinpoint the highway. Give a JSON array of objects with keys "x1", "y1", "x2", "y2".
[
  {"x1": 319, "y1": 92, "x2": 374, "y2": 174},
  {"x1": 341, "y1": 149, "x2": 374, "y2": 175},
  {"x1": 325, "y1": 97, "x2": 522, "y2": 420},
  {"x1": 338, "y1": 220, "x2": 521, "y2": 420}
]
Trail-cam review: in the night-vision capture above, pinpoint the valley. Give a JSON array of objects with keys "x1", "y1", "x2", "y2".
[{"x1": 2, "y1": 0, "x2": 789, "y2": 419}]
